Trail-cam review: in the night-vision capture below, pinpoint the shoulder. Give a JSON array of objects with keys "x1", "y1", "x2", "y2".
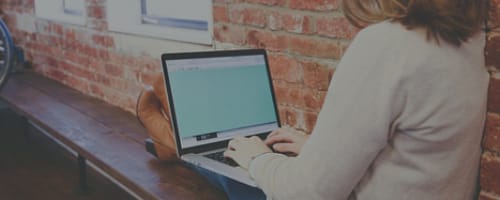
[
  {"x1": 342, "y1": 21, "x2": 412, "y2": 68},
  {"x1": 345, "y1": 21, "x2": 414, "y2": 61},
  {"x1": 354, "y1": 21, "x2": 410, "y2": 44}
]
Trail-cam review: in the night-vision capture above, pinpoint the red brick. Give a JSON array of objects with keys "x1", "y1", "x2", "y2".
[
  {"x1": 104, "y1": 63, "x2": 124, "y2": 77},
  {"x1": 34, "y1": 34, "x2": 49, "y2": 44},
  {"x1": 139, "y1": 72, "x2": 158, "y2": 85},
  {"x1": 484, "y1": 113, "x2": 500, "y2": 152},
  {"x1": 273, "y1": 82, "x2": 304, "y2": 107},
  {"x1": 49, "y1": 23, "x2": 64, "y2": 36},
  {"x1": 123, "y1": 80, "x2": 143, "y2": 96},
  {"x1": 489, "y1": 76, "x2": 500, "y2": 113},
  {"x1": 102, "y1": 88, "x2": 121, "y2": 105},
  {"x1": 289, "y1": 35, "x2": 344, "y2": 59},
  {"x1": 45, "y1": 56, "x2": 59, "y2": 68},
  {"x1": 486, "y1": 33, "x2": 500, "y2": 69},
  {"x1": 66, "y1": 51, "x2": 90, "y2": 66},
  {"x1": 289, "y1": 0, "x2": 339, "y2": 11},
  {"x1": 246, "y1": 0, "x2": 286, "y2": 6},
  {"x1": 213, "y1": 5, "x2": 229, "y2": 23},
  {"x1": 268, "y1": 11, "x2": 314, "y2": 34},
  {"x1": 87, "y1": 5, "x2": 106, "y2": 19},
  {"x1": 88, "y1": 19, "x2": 108, "y2": 31},
  {"x1": 288, "y1": 87, "x2": 305, "y2": 108},
  {"x1": 139, "y1": 57, "x2": 162, "y2": 73},
  {"x1": 30, "y1": 54, "x2": 50, "y2": 66},
  {"x1": 213, "y1": 24, "x2": 246, "y2": 45},
  {"x1": 49, "y1": 46, "x2": 65, "y2": 57},
  {"x1": 91, "y1": 73, "x2": 111, "y2": 86},
  {"x1": 479, "y1": 191, "x2": 500, "y2": 200},
  {"x1": 316, "y1": 16, "x2": 359, "y2": 39},
  {"x1": 124, "y1": 56, "x2": 140, "y2": 69},
  {"x1": 102, "y1": 89, "x2": 124, "y2": 108},
  {"x1": 91, "y1": 34, "x2": 115, "y2": 48},
  {"x1": 267, "y1": 54, "x2": 302, "y2": 83},
  {"x1": 481, "y1": 152, "x2": 500, "y2": 195},
  {"x1": 31, "y1": 63, "x2": 45, "y2": 74},
  {"x1": 34, "y1": 20, "x2": 50, "y2": 35},
  {"x1": 229, "y1": 6, "x2": 267, "y2": 27},
  {"x1": 62, "y1": 38, "x2": 78, "y2": 50},
  {"x1": 47, "y1": 35, "x2": 64, "y2": 47},
  {"x1": 131, "y1": 70, "x2": 142, "y2": 84},
  {"x1": 108, "y1": 52, "x2": 127, "y2": 65},
  {"x1": 78, "y1": 45, "x2": 99, "y2": 58},
  {"x1": 247, "y1": 29, "x2": 288, "y2": 52},
  {"x1": 303, "y1": 90, "x2": 326, "y2": 111},
  {"x1": 89, "y1": 83, "x2": 105, "y2": 98},
  {"x1": 33, "y1": 43, "x2": 52, "y2": 56},
  {"x1": 24, "y1": 41, "x2": 35, "y2": 50},
  {"x1": 304, "y1": 111, "x2": 319, "y2": 133},
  {"x1": 108, "y1": 78, "x2": 127, "y2": 91},
  {"x1": 64, "y1": 28, "x2": 76, "y2": 41},
  {"x1": 65, "y1": 75, "x2": 89, "y2": 93},
  {"x1": 3, "y1": 12, "x2": 16, "y2": 28},
  {"x1": 25, "y1": 0, "x2": 34, "y2": 8},
  {"x1": 62, "y1": 28, "x2": 92, "y2": 48},
  {"x1": 273, "y1": 82, "x2": 288, "y2": 105},
  {"x1": 302, "y1": 60, "x2": 330, "y2": 91},
  {"x1": 328, "y1": 67, "x2": 336, "y2": 83},
  {"x1": 278, "y1": 105, "x2": 286, "y2": 120},
  {"x1": 278, "y1": 106, "x2": 298, "y2": 127},
  {"x1": 120, "y1": 96, "x2": 137, "y2": 114},
  {"x1": 98, "y1": 49, "x2": 110, "y2": 60},
  {"x1": 45, "y1": 68, "x2": 67, "y2": 82},
  {"x1": 29, "y1": 32, "x2": 38, "y2": 41},
  {"x1": 489, "y1": 0, "x2": 500, "y2": 28},
  {"x1": 87, "y1": 59, "x2": 103, "y2": 72},
  {"x1": 60, "y1": 61, "x2": 93, "y2": 80}
]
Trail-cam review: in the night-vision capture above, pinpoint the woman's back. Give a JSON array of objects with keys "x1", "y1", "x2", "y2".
[
  {"x1": 350, "y1": 21, "x2": 489, "y2": 200},
  {"x1": 221, "y1": 1, "x2": 490, "y2": 199}
]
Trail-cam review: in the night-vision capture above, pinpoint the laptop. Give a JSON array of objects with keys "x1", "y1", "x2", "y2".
[{"x1": 161, "y1": 49, "x2": 281, "y2": 186}]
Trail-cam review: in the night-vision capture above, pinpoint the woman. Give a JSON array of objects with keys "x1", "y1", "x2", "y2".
[{"x1": 224, "y1": 0, "x2": 490, "y2": 199}]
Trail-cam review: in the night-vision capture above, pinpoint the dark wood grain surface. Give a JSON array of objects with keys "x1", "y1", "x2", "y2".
[
  {"x1": 0, "y1": 73, "x2": 226, "y2": 200},
  {"x1": 0, "y1": 108, "x2": 135, "y2": 200}
]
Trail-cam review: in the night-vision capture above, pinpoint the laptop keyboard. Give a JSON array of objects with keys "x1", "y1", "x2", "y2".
[{"x1": 204, "y1": 151, "x2": 238, "y2": 167}]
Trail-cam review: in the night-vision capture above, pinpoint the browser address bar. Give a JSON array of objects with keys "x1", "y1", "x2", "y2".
[{"x1": 166, "y1": 55, "x2": 266, "y2": 72}]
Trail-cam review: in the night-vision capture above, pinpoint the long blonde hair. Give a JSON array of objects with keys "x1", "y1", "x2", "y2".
[{"x1": 342, "y1": 0, "x2": 489, "y2": 46}]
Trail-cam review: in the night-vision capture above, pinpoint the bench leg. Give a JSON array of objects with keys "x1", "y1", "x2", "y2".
[{"x1": 77, "y1": 154, "x2": 90, "y2": 194}]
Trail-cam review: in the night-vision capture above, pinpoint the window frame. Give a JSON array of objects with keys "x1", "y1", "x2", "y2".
[
  {"x1": 107, "y1": 0, "x2": 213, "y2": 45},
  {"x1": 62, "y1": 0, "x2": 85, "y2": 16},
  {"x1": 34, "y1": 0, "x2": 86, "y2": 25},
  {"x1": 140, "y1": 0, "x2": 209, "y2": 31}
]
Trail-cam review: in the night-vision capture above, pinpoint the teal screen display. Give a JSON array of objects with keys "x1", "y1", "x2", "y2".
[{"x1": 168, "y1": 60, "x2": 277, "y2": 138}]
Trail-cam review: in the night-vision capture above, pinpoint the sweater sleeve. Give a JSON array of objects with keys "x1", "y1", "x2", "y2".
[{"x1": 249, "y1": 25, "x2": 407, "y2": 200}]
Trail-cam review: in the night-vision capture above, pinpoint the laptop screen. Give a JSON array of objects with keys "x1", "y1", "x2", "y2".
[{"x1": 163, "y1": 50, "x2": 280, "y2": 150}]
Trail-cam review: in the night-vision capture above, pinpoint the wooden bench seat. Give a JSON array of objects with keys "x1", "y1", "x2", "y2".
[{"x1": 0, "y1": 72, "x2": 225, "y2": 200}]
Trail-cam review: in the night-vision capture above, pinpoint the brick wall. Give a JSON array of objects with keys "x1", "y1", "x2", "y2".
[
  {"x1": 1, "y1": 0, "x2": 499, "y2": 198},
  {"x1": 0, "y1": 0, "x2": 356, "y2": 134},
  {"x1": 481, "y1": 0, "x2": 500, "y2": 199}
]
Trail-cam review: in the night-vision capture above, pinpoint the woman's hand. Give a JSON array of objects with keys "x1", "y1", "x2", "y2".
[
  {"x1": 265, "y1": 127, "x2": 309, "y2": 156},
  {"x1": 224, "y1": 136, "x2": 272, "y2": 170}
]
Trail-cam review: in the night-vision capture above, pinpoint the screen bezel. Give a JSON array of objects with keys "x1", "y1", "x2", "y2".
[{"x1": 161, "y1": 49, "x2": 282, "y2": 155}]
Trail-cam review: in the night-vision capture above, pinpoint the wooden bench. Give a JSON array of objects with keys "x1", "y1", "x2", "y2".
[{"x1": 0, "y1": 72, "x2": 225, "y2": 200}]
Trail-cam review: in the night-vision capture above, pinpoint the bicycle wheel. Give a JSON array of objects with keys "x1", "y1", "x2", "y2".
[{"x1": 0, "y1": 19, "x2": 14, "y2": 90}]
